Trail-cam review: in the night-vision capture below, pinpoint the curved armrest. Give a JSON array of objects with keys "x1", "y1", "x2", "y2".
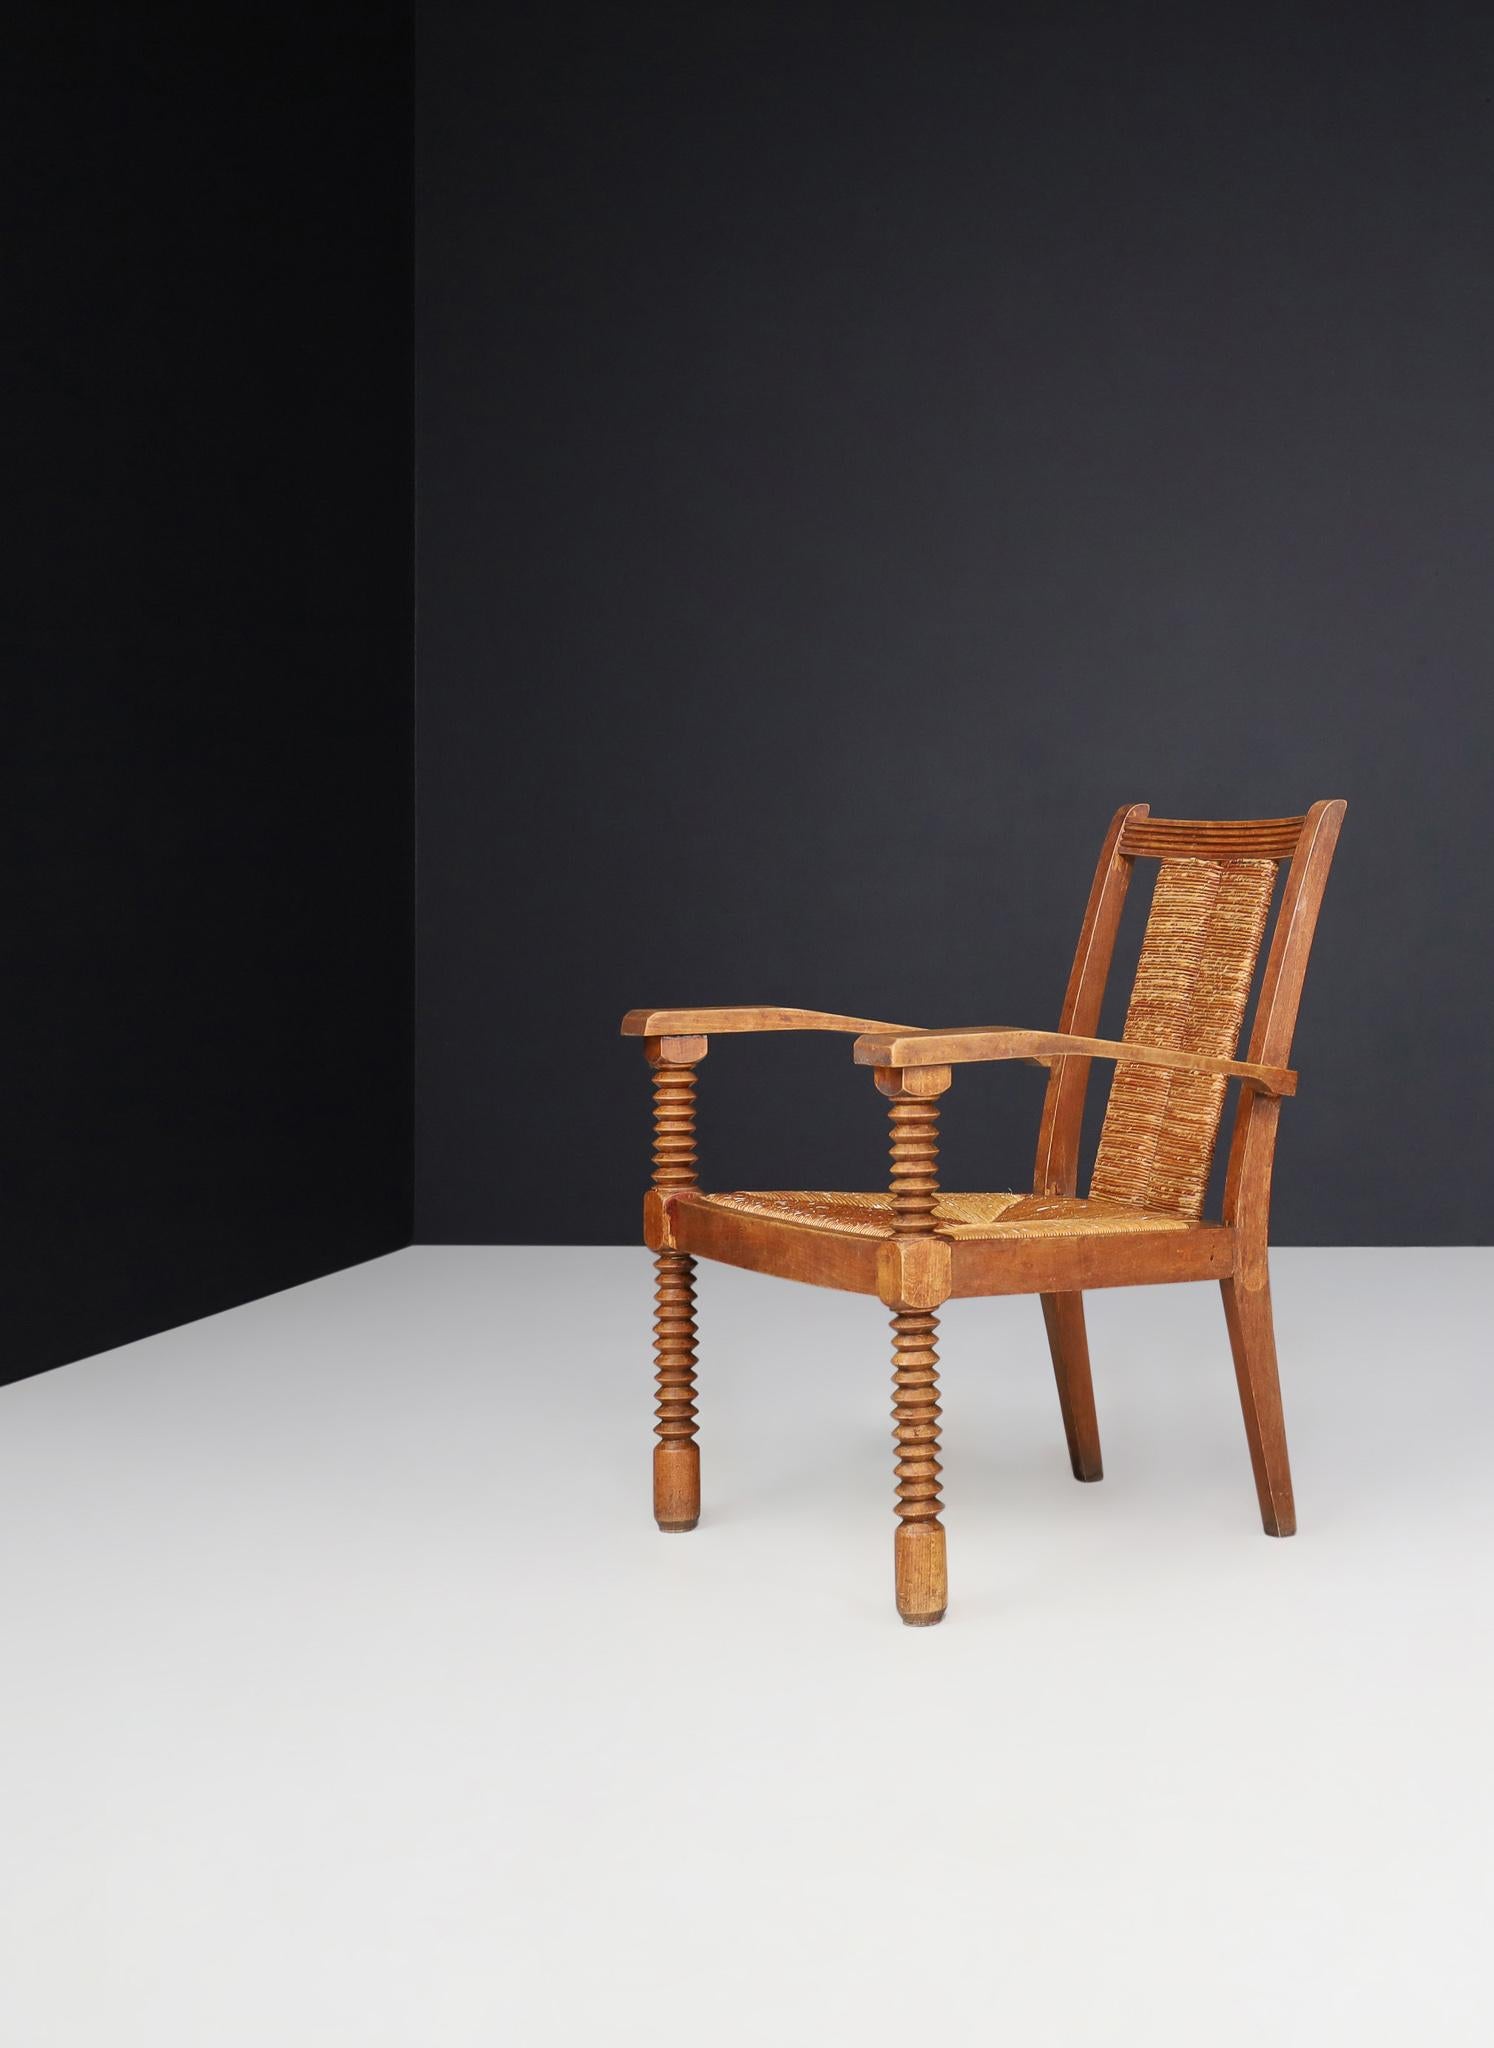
[
  {"x1": 852, "y1": 1026, "x2": 1296, "y2": 1098},
  {"x1": 623, "y1": 1005, "x2": 910, "y2": 1037}
]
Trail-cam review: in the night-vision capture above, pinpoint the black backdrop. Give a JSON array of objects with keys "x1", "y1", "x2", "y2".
[
  {"x1": 415, "y1": 3, "x2": 1494, "y2": 1246},
  {"x1": 6, "y1": 6, "x2": 413, "y2": 1384},
  {"x1": 10, "y1": 6, "x2": 1494, "y2": 1390}
]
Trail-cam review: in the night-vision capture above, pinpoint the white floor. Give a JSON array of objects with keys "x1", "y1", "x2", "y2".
[{"x1": 1, "y1": 1247, "x2": 1490, "y2": 2045}]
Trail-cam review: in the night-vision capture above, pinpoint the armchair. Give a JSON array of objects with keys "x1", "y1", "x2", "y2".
[{"x1": 621, "y1": 801, "x2": 1347, "y2": 1626}]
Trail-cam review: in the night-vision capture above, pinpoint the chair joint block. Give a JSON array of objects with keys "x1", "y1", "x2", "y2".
[
  {"x1": 874, "y1": 1064, "x2": 953, "y2": 1100},
  {"x1": 643, "y1": 1188, "x2": 681, "y2": 1249},
  {"x1": 646, "y1": 1034, "x2": 708, "y2": 1066},
  {"x1": 877, "y1": 1235, "x2": 952, "y2": 1309}
]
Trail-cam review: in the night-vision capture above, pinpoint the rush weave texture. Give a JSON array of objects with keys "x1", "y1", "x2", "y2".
[
  {"x1": 697, "y1": 1189, "x2": 1192, "y2": 1240},
  {"x1": 1090, "y1": 856, "x2": 1276, "y2": 1218}
]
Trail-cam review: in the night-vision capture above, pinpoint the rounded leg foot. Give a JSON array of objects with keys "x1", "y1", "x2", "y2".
[
  {"x1": 653, "y1": 1441, "x2": 699, "y2": 1533},
  {"x1": 895, "y1": 1520, "x2": 947, "y2": 1626}
]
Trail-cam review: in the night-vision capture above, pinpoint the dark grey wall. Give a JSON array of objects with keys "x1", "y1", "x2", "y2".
[
  {"x1": 416, "y1": 3, "x2": 1494, "y2": 1246},
  {"x1": 6, "y1": 6, "x2": 414, "y2": 1383}
]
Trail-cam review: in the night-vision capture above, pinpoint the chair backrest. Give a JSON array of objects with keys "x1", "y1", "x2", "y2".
[{"x1": 1033, "y1": 803, "x2": 1347, "y2": 1220}]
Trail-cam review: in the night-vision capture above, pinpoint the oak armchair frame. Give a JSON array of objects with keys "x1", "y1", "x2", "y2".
[{"x1": 622, "y1": 800, "x2": 1346, "y2": 1626}]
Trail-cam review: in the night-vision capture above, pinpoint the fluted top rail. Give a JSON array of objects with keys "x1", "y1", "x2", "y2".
[{"x1": 1117, "y1": 816, "x2": 1305, "y2": 860}]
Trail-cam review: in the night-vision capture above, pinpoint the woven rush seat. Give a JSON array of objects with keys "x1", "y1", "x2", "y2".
[{"x1": 695, "y1": 1189, "x2": 1193, "y2": 1240}]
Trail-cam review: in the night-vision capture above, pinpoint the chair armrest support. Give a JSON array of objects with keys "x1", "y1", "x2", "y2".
[
  {"x1": 623, "y1": 1005, "x2": 911, "y2": 1038},
  {"x1": 852, "y1": 1027, "x2": 1297, "y2": 1098}
]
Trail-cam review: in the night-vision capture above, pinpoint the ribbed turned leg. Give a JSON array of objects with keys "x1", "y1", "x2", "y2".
[
  {"x1": 892, "y1": 1306, "x2": 946, "y2": 1624},
  {"x1": 879, "y1": 1071, "x2": 951, "y2": 1625},
  {"x1": 648, "y1": 1046, "x2": 702, "y2": 1531},
  {"x1": 653, "y1": 1250, "x2": 699, "y2": 1530}
]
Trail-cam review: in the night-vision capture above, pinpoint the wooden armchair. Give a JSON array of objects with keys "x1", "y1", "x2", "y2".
[{"x1": 621, "y1": 801, "x2": 1346, "y2": 1626}]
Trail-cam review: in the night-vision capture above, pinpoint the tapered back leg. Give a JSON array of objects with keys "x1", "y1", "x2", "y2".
[
  {"x1": 1219, "y1": 1270, "x2": 1295, "y2": 1536},
  {"x1": 1040, "y1": 1293, "x2": 1103, "y2": 1482}
]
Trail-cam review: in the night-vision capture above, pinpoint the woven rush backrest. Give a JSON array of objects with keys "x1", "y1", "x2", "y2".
[{"x1": 1089, "y1": 855, "x2": 1278, "y2": 1218}]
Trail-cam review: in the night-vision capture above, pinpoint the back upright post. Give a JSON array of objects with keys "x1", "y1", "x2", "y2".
[
  {"x1": 1033, "y1": 802, "x2": 1148, "y2": 1483},
  {"x1": 1220, "y1": 800, "x2": 1348, "y2": 1535}
]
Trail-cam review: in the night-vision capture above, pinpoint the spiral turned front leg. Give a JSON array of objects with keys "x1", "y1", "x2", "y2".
[
  {"x1": 653, "y1": 1249, "x2": 699, "y2": 1530},
  {"x1": 648, "y1": 1045, "x2": 702, "y2": 1531},
  {"x1": 892, "y1": 1307, "x2": 946, "y2": 1624},
  {"x1": 880, "y1": 1071, "x2": 951, "y2": 1625},
  {"x1": 888, "y1": 1093, "x2": 941, "y2": 1236}
]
